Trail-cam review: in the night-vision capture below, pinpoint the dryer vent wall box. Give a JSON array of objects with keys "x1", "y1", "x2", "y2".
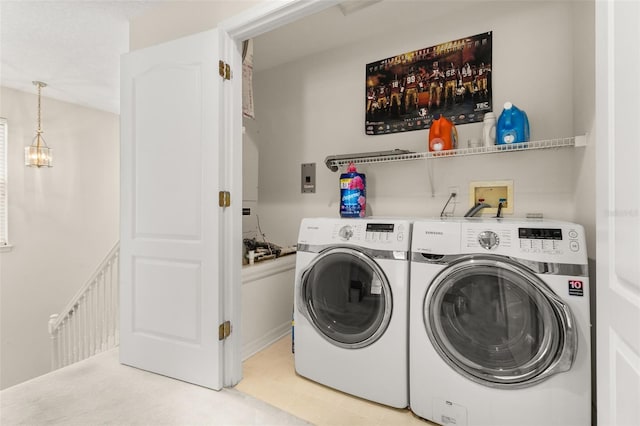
[{"x1": 301, "y1": 163, "x2": 316, "y2": 193}]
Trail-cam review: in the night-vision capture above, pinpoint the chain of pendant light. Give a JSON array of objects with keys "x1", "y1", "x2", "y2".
[{"x1": 36, "y1": 81, "x2": 44, "y2": 138}]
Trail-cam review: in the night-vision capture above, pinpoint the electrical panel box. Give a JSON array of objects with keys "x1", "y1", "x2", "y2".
[{"x1": 301, "y1": 163, "x2": 316, "y2": 193}]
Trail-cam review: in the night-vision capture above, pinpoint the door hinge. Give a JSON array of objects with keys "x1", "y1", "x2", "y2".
[
  {"x1": 218, "y1": 60, "x2": 231, "y2": 80},
  {"x1": 218, "y1": 320, "x2": 232, "y2": 340},
  {"x1": 218, "y1": 191, "x2": 231, "y2": 207}
]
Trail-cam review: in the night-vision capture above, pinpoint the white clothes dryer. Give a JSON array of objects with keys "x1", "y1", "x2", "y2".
[
  {"x1": 410, "y1": 218, "x2": 590, "y2": 426},
  {"x1": 294, "y1": 217, "x2": 411, "y2": 408}
]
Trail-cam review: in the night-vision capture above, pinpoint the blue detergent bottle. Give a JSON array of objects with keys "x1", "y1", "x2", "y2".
[
  {"x1": 340, "y1": 162, "x2": 366, "y2": 218},
  {"x1": 496, "y1": 102, "x2": 530, "y2": 144}
]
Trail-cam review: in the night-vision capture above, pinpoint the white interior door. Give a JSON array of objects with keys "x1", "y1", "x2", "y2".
[
  {"x1": 596, "y1": 1, "x2": 640, "y2": 424},
  {"x1": 120, "y1": 28, "x2": 226, "y2": 390}
]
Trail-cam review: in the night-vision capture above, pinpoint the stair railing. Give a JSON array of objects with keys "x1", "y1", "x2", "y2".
[{"x1": 48, "y1": 242, "x2": 120, "y2": 370}]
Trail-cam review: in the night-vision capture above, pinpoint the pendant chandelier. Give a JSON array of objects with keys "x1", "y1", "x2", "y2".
[{"x1": 25, "y1": 81, "x2": 53, "y2": 168}]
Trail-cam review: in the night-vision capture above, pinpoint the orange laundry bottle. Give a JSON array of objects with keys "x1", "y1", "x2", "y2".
[{"x1": 428, "y1": 115, "x2": 458, "y2": 152}]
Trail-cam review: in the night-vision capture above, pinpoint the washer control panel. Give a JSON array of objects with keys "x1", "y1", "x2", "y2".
[
  {"x1": 333, "y1": 222, "x2": 407, "y2": 246},
  {"x1": 517, "y1": 226, "x2": 583, "y2": 255},
  {"x1": 463, "y1": 223, "x2": 586, "y2": 260}
]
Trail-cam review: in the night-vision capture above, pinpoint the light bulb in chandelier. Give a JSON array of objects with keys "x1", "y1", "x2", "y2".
[{"x1": 25, "y1": 81, "x2": 53, "y2": 168}]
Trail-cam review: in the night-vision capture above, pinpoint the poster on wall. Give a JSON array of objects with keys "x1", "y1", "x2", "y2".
[{"x1": 365, "y1": 32, "x2": 492, "y2": 135}]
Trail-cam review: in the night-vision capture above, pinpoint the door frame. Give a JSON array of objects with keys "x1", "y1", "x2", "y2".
[{"x1": 217, "y1": 0, "x2": 340, "y2": 386}]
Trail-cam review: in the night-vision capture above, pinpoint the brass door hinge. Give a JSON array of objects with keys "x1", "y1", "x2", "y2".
[
  {"x1": 218, "y1": 191, "x2": 231, "y2": 207},
  {"x1": 218, "y1": 320, "x2": 231, "y2": 341},
  {"x1": 218, "y1": 60, "x2": 231, "y2": 80}
]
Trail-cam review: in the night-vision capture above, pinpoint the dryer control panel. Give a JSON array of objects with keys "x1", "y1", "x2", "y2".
[
  {"x1": 333, "y1": 221, "x2": 410, "y2": 251},
  {"x1": 335, "y1": 222, "x2": 407, "y2": 245},
  {"x1": 298, "y1": 217, "x2": 411, "y2": 252}
]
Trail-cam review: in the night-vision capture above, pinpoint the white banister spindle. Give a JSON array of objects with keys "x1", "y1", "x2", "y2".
[
  {"x1": 77, "y1": 299, "x2": 84, "y2": 360},
  {"x1": 100, "y1": 274, "x2": 106, "y2": 351},
  {"x1": 74, "y1": 305, "x2": 80, "y2": 361},
  {"x1": 93, "y1": 278, "x2": 100, "y2": 354},
  {"x1": 106, "y1": 261, "x2": 114, "y2": 347},
  {"x1": 68, "y1": 310, "x2": 74, "y2": 363},
  {"x1": 93, "y1": 279, "x2": 99, "y2": 354},
  {"x1": 82, "y1": 295, "x2": 89, "y2": 358},
  {"x1": 48, "y1": 314, "x2": 59, "y2": 369},
  {"x1": 101, "y1": 271, "x2": 108, "y2": 351},
  {"x1": 70, "y1": 310, "x2": 77, "y2": 363},
  {"x1": 54, "y1": 328, "x2": 62, "y2": 369},
  {"x1": 88, "y1": 282, "x2": 95, "y2": 356},
  {"x1": 96, "y1": 275, "x2": 102, "y2": 352},
  {"x1": 61, "y1": 321, "x2": 69, "y2": 367},
  {"x1": 48, "y1": 243, "x2": 120, "y2": 370},
  {"x1": 71, "y1": 315, "x2": 76, "y2": 361},
  {"x1": 112, "y1": 254, "x2": 119, "y2": 345}
]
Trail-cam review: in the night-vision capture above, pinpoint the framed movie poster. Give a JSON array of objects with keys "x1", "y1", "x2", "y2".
[{"x1": 365, "y1": 32, "x2": 492, "y2": 135}]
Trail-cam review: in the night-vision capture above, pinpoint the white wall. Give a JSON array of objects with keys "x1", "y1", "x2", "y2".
[
  {"x1": 571, "y1": 0, "x2": 596, "y2": 258},
  {"x1": 0, "y1": 87, "x2": 119, "y2": 389},
  {"x1": 249, "y1": 1, "x2": 595, "y2": 248}
]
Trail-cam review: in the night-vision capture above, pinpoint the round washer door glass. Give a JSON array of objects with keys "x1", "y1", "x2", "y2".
[
  {"x1": 424, "y1": 256, "x2": 568, "y2": 387},
  {"x1": 300, "y1": 248, "x2": 392, "y2": 349}
]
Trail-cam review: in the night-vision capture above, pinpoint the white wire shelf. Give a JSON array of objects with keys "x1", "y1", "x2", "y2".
[{"x1": 326, "y1": 137, "x2": 578, "y2": 171}]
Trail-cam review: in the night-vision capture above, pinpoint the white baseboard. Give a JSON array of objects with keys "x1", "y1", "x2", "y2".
[{"x1": 242, "y1": 322, "x2": 291, "y2": 361}]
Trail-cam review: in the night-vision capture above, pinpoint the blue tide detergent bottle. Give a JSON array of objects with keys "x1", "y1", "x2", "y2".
[
  {"x1": 340, "y1": 162, "x2": 366, "y2": 218},
  {"x1": 497, "y1": 102, "x2": 530, "y2": 145}
]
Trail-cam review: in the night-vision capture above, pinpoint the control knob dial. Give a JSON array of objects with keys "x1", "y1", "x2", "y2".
[
  {"x1": 338, "y1": 225, "x2": 354, "y2": 241},
  {"x1": 478, "y1": 231, "x2": 499, "y2": 250}
]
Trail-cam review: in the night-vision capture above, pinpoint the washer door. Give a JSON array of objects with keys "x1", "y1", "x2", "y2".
[
  {"x1": 424, "y1": 255, "x2": 576, "y2": 388},
  {"x1": 299, "y1": 247, "x2": 392, "y2": 349}
]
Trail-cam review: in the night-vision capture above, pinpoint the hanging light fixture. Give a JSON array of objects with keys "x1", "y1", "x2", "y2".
[{"x1": 25, "y1": 81, "x2": 53, "y2": 167}]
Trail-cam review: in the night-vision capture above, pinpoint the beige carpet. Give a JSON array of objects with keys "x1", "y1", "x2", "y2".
[
  {"x1": 1, "y1": 349, "x2": 310, "y2": 426},
  {"x1": 235, "y1": 335, "x2": 433, "y2": 426}
]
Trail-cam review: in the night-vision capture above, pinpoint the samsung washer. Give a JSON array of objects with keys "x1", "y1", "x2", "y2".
[
  {"x1": 409, "y1": 218, "x2": 590, "y2": 425},
  {"x1": 294, "y1": 217, "x2": 411, "y2": 408}
]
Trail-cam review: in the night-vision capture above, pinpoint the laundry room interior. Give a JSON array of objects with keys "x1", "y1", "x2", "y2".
[
  {"x1": 232, "y1": 0, "x2": 600, "y2": 424},
  {"x1": 4, "y1": 0, "x2": 619, "y2": 424},
  {"x1": 242, "y1": 0, "x2": 594, "y2": 253},
  {"x1": 240, "y1": 0, "x2": 596, "y2": 354}
]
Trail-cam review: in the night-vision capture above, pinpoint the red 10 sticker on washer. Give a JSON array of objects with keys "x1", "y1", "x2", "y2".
[{"x1": 568, "y1": 280, "x2": 584, "y2": 296}]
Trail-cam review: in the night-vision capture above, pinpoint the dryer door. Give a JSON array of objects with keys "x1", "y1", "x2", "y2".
[
  {"x1": 299, "y1": 247, "x2": 392, "y2": 349},
  {"x1": 423, "y1": 255, "x2": 576, "y2": 388}
]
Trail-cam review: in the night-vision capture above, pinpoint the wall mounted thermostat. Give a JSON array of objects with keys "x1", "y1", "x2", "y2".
[{"x1": 301, "y1": 163, "x2": 316, "y2": 193}]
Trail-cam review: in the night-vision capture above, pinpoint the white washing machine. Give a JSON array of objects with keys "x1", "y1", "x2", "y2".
[
  {"x1": 409, "y1": 218, "x2": 590, "y2": 426},
  {"x1": 294, "y1": 217, "x2": 411, "y2": 408}
]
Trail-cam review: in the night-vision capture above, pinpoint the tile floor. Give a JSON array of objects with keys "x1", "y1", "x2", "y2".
[{"x1": 235, "y1": 335, "x2": 434, "y2": 426}]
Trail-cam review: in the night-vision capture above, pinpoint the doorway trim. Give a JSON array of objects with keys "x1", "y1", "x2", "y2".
[{"x1": 217, "y1": 0, "x2": 340, "y2": 387}]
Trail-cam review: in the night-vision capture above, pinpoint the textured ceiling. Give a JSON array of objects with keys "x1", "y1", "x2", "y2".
[
  {"x1": 1, "y1": 1, "x2": 481, "y2": 115},
  {"x1": 1, "y1": 1, "x2": 161, "y2": 114}
]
